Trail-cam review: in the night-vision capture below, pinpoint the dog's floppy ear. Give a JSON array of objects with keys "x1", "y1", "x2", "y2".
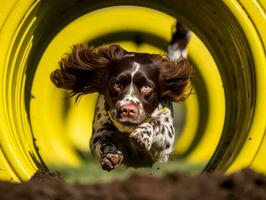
[
  {"x1": 160, "y1": 57, "x2": 192, "y2": 102},
  {"x1": 50, "y1": 44, "x2": 127, "y2": 99}
]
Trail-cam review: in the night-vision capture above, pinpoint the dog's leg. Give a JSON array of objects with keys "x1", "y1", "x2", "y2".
[
  {"x1": 90, "y1": 130, "x2": 124, "y2": 171},
  {"x1": 129, "y1": 106, "x2": 175, "y2": 162},
  {"x1": 150, "y1": 107, "x2": 176, "y2": 162},
  {"x1": 89, "y1": 95, "x2": 124, "y2": 171},
  {"x1": 129, "y1": 122, "x2": 153, "y2": 151}
]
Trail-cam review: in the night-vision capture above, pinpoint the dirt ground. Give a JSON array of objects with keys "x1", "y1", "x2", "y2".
[{"x1": 0, "y1": 169, "x2": 266, "y2": 200}]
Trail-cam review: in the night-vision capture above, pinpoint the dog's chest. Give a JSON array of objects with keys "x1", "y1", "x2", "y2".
[
  {"x1": 92, "y1": 95, "x2": 136, "y2": 133},
  {"x1": 92, "y1": 95, "x2": 173, "y2": 134}
]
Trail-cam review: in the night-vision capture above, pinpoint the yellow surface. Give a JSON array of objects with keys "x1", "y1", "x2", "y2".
[
  {"x1": 174, "y1": 91, "x2": 199, "y2": 154},
  {"x1": 0, "y1": 0, "x2": 18, "y2": 28},
  {"x1": 185, "y1": 37, "x2": 225, "y2": 163},
  {"x1": 225, "y1": 0, "x2": 266, "y2": 173},
  {"x1": 243, "y1": 0, "x2": 266, "y2": 173},
  {"x1": 0, "y1": 0, "x2": 20, "y2": 183},
  {"x1": 0, "y1": 0, "x2": 38, "y2": 182}
]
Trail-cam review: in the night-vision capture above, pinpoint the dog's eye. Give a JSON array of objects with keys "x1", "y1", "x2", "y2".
[
  {"x1": 111, "y1": 80, "x2": 122, "y2": 90},
  {"x1": 141, "y1": 83, "x2": 153, "y2": 94}
]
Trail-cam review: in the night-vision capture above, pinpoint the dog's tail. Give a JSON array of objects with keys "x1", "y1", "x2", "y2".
[{"x1": 168, "y1": 22, "x2": 191, "y2": 60}]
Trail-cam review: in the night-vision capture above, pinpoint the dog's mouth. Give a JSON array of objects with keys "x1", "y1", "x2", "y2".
[
  {"x1": 108, "y1": 109, "x2": 148, "y2": 132},
  {"x1": 109, "y1": 109, "x2": 145, "y2": 124}
]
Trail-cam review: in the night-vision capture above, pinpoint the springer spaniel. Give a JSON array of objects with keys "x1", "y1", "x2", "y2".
[{"x1": 50, "y1": 23, "x2": 192, "y2": 171}]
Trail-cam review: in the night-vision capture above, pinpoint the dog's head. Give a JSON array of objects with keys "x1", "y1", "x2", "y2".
[{"x1": 51, "y1": 44, "x2": 192, "y2": 130}]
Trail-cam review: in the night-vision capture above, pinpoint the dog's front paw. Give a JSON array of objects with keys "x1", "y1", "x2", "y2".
[
  {"x1": 100, "y1": 151, "x2": 123, "y2": 171},
  {"x1": 130, "y1": 126, "x2": 152, "y2": 151}
]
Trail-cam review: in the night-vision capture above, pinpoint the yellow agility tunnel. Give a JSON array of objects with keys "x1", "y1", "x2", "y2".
[{"x1": 0, "y1": 0, "x2": 265, "y2": 182}]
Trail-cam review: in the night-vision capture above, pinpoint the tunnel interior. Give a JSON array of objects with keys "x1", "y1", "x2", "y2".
[{"x1": 0, "y1": 0, "x2": 265, "y2": 182}]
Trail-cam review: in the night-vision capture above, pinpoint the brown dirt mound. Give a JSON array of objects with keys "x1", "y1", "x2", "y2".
[{"x1": 0, "y1": 169, "x2": 266, "y2": 200}]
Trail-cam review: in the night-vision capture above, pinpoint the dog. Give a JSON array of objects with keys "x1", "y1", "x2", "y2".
[{"x1": 50, "y1": 23, "x2": 192, "y2": 171}]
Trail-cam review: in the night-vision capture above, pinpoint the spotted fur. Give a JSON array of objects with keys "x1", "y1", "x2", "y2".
[{"x1": 90, "y1": 95, "x2": 176, "y2": 169}]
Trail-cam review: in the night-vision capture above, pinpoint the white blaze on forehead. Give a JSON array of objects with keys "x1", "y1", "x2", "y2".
[
  {"x1": 129, "y1": 62, "x2": 140, "y2": 95},
  {"x1": 132, "y1": 62, "x2": 140, "y2": 74},
  {"x1": 115, "y1": 62, "x2": 145, "y2": 124},
  {"x1": 118, "y1": 62, "x2": 141, "y2": 107}
]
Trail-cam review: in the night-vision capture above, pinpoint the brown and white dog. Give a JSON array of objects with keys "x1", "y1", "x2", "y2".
[{"x1": 51, "y1": 23, "x2": 192, "y2": 171}]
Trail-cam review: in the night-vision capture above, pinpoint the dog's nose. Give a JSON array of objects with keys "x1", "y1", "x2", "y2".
[{"x1": 119, "y1": 104, "x2": 138, "y2": 119}]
